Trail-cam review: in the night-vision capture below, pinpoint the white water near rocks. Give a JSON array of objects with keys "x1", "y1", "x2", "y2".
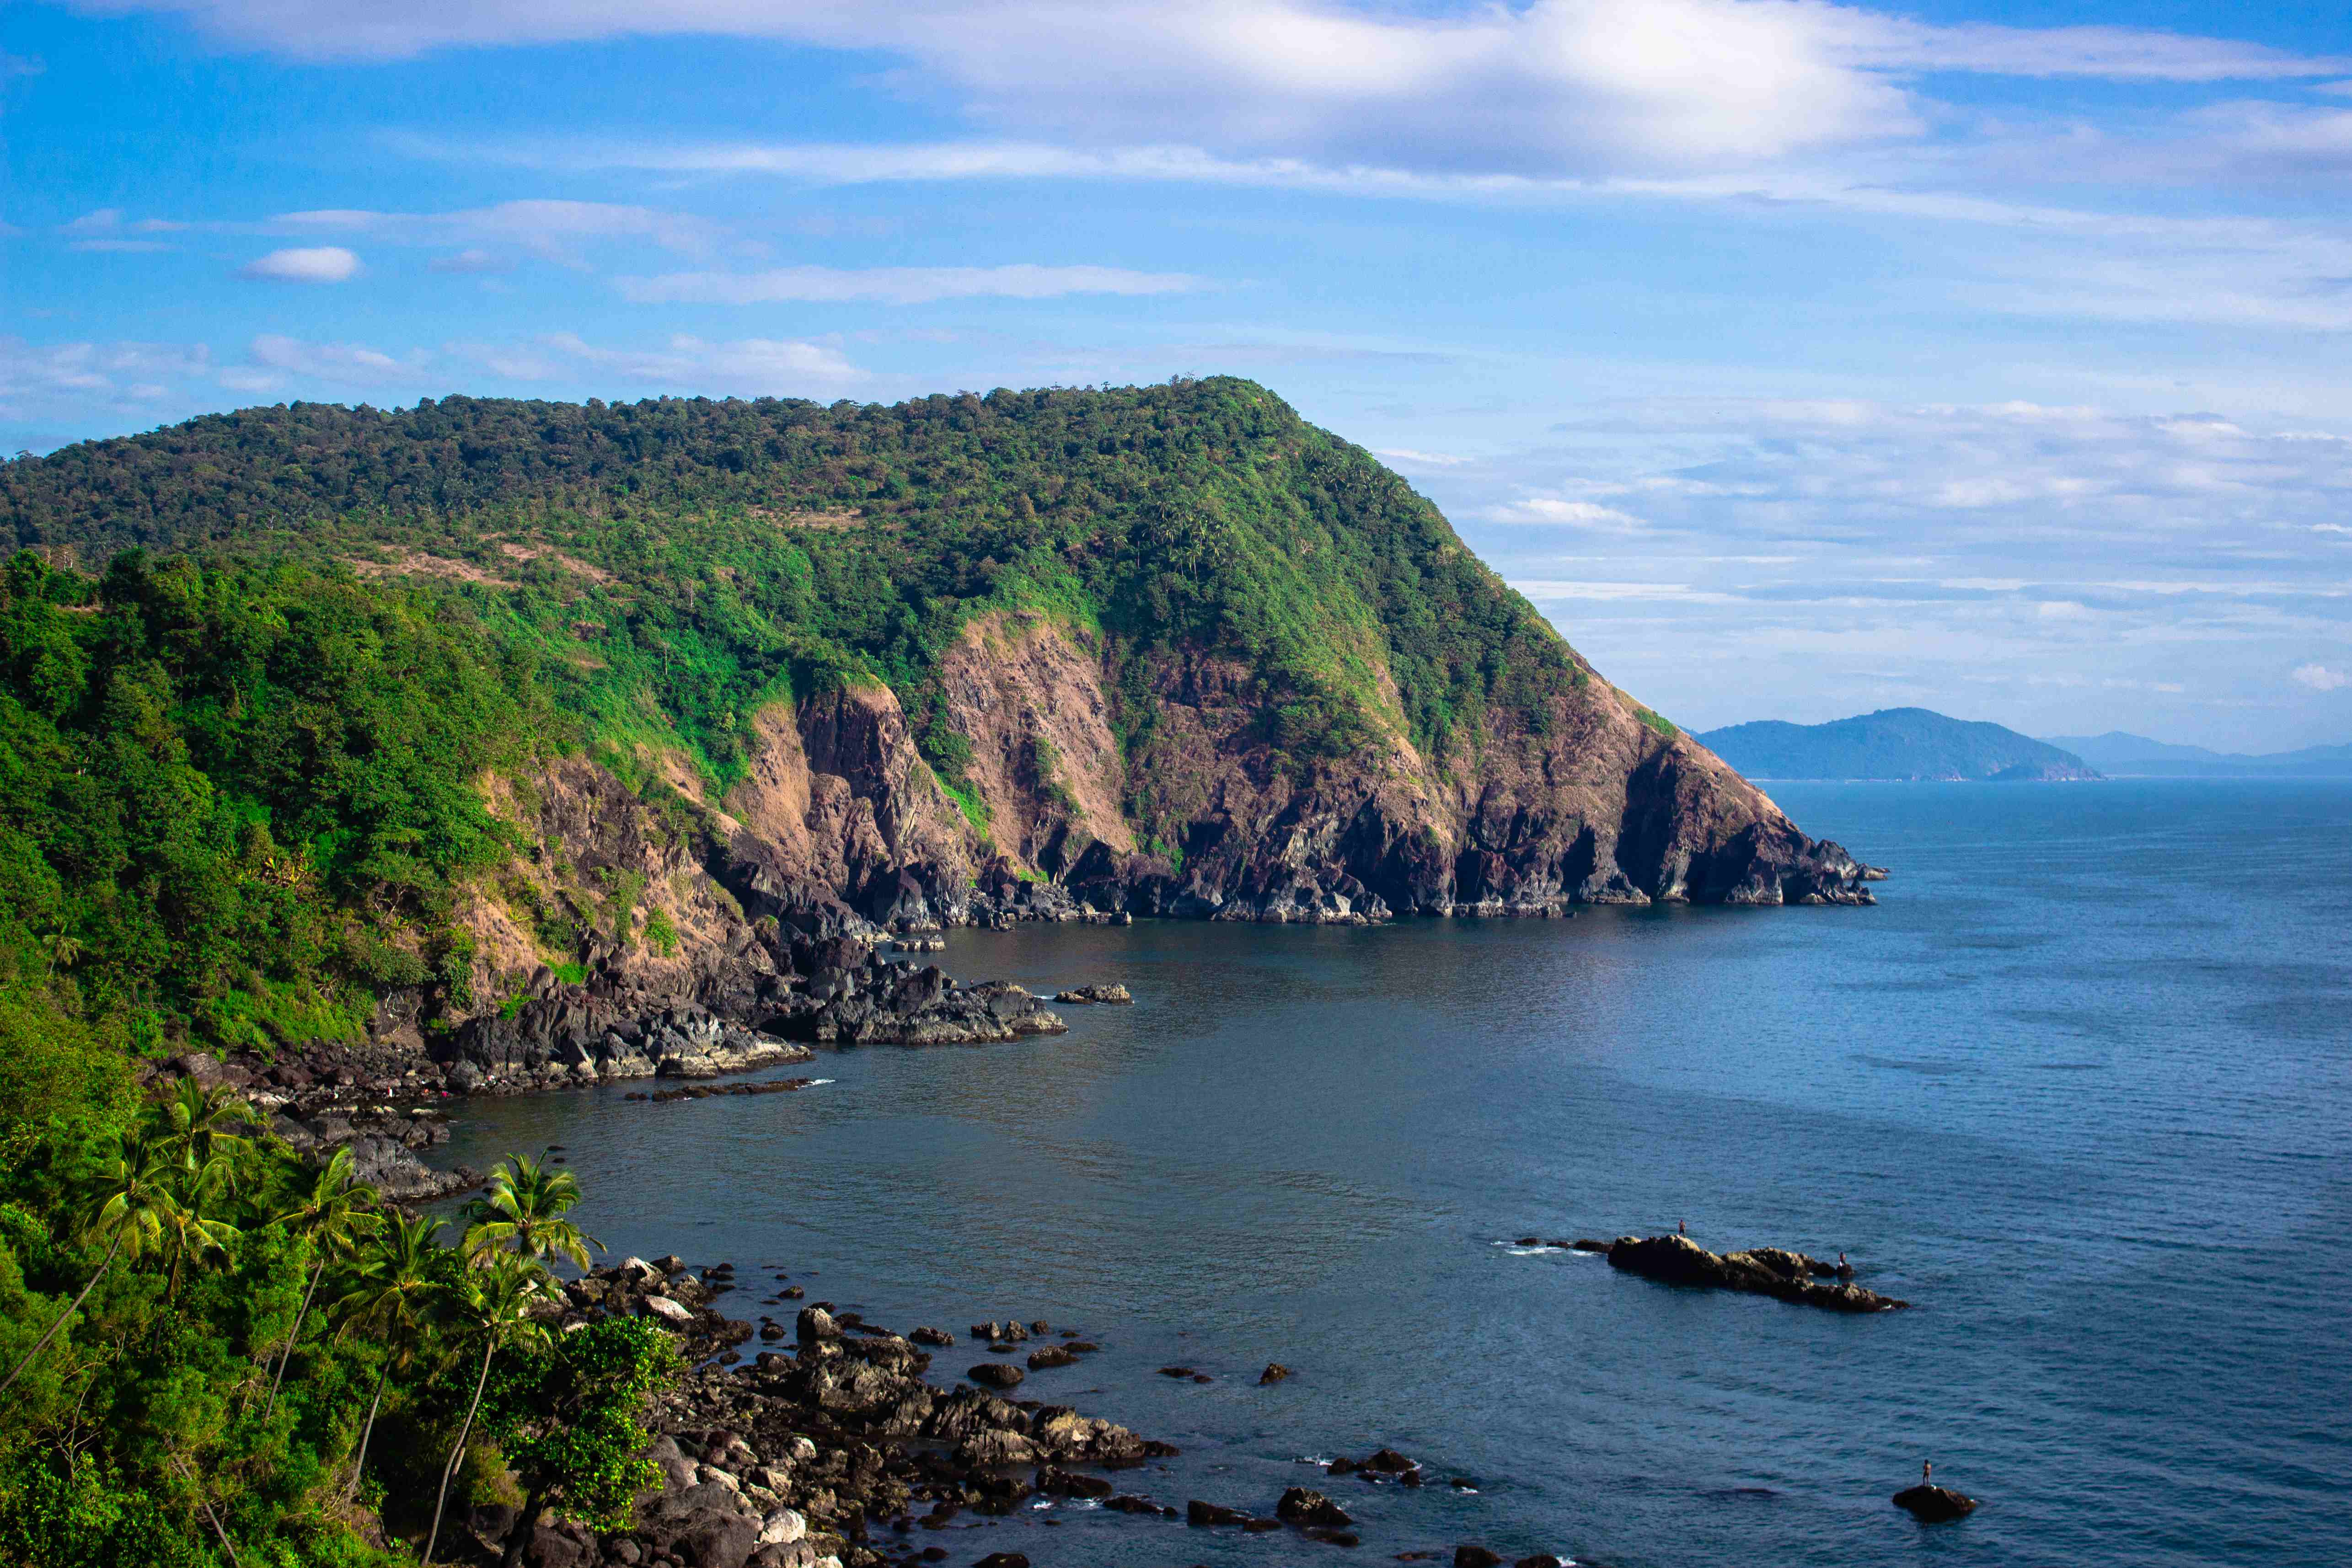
[{"x1": 436, "y1": 781, "x2": 2352, "y2": 1568}]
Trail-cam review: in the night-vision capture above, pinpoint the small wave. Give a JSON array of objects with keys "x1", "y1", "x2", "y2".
[
  {"x1": 1296, "y1": 1454, "x2": 1332, "y2": 1466},
  {"x1": 808, "y1": 1078, "x2": 836, "y2": 1086},
  {"x1": 1505, "y1": 1247, "x2": 1563, "y2": 1256}
]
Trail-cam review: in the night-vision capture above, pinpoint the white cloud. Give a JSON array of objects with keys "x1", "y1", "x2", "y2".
[
  {"x1": 94, "y1": 1, "x2": 2352, "y2": 179},
  {"x1": 2293, "y1": 663, "x2": 2350, "y2": 691},
  {"x1": 215, "y1": 329, "x2": 867, "y2": 397},
  {"x1": 1483, "y1": 497, "x2": 1648, "y2": 529},
  {"x1": 450, "y1": 332, "x2": 866, "y2": 393},
  {"x1": 0, "y1": 338, "x2": 209, "y2": 405},
  {"x1": 280, "y1": 199, "x2": 724, "y2": 262},
  {"x1": 59, "y1": 208, "x2": 183, "y2": 252},
  {"x1": 240, "y1": 245, "x2": 361, "y2": 283},
  {"x1": 1391, "y1": 394, "x2": 2352, "y2": 742},
  {"x1": 246, "y1": 332, "x2": 427, "y2": 384},
  {"x1": 615, "y1": 263, "x2": 1204, "y2": 305}
]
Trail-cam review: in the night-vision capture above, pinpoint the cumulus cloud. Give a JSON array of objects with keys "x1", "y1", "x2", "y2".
[
  {"x1": 240, "y1": 246, "x2": 361, "y2": 283},
  {"x1": 616, "y1": 263, "x2": 1203, "y2": 305},
  {"x1": 2293, "y1": 663, "x2": 2350, "y2": 691}
]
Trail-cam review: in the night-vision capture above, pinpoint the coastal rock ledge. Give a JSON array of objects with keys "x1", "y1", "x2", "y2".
[{"x1": 1606, "y1": 1235, "x2": 1909, "y2": 1312}]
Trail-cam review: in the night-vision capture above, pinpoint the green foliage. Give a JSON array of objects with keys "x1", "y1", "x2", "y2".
[
  {"x1": 4, "y1": 376, "x2": 1584, "y2": 788},
  {"x1": 0, "y1": 1082, "x2": 667, "y2": 1568},
  {"x1": 478, "y1": 1316, "x2": 673, "y2": 1544},
  {"x1": 0, "y1": 549, "x2": 547, "y2": 1053},
  {"x1": 1634, "y1": 705, "x2": 1678, "y2": 739},
  {"x1": 641, "y1": 907, "x2": 678, "y2": 957}
]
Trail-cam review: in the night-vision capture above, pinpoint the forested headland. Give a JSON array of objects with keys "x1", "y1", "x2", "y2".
[{"x1": 0, "y1": 378, "x2": 1862, "y2": 1564}]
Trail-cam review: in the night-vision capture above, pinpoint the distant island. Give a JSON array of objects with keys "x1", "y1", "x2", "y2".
[
  {"x1": 1698, "y1": 708, "x2": 2100, "y2": 781},
  {"x1": 2042, "y1": 732, "x2": 2352, "y2": 778}
]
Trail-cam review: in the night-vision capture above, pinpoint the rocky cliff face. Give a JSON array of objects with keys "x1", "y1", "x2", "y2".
[
  {"x1": 401, "y1": 606, "x2": 1873, "y2": 1073},
  {"x1": 737, "y1": 610, "x2": 1876, "y2": 929},
  {"x1": 442, "y1": 610, "x2": 1872, "y2": 1017}
]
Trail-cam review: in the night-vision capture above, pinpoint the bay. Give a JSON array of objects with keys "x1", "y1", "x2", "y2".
[{"x1": 436, "y1": 781, "x2": 2352, "y2": 1568}]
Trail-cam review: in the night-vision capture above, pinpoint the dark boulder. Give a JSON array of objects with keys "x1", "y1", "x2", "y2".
[
  {"x1": 1276, "y1": 1488, "x2": 1354, "y2": 1527},
  {"x1": 1893, "y1": 1484, "x2": 1979, "y2": 1523},
  {"x1": 1036, "y1": 1466, "x2": 1114, "y2": 1500},
  {"x1": 968, "y1": 1361, "x2": 1025, "y2": 1391},
  {"x1": 637, "y1": 1482, "x2": 761, "y2": 1568}
]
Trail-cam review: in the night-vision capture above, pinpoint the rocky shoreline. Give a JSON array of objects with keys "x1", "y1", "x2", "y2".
[
  {"x1": 471, "y1": 1256, "x2": 1557, "y2": 1568},
  {"x1": 143, "y1": 923, "x2": 1080, "y2": 1200}
]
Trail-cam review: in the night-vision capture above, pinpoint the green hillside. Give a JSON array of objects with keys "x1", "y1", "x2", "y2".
[
  {"x1": 6, "y1": 379, "x2": 1580, "y2": 781},
  {"x1": 0, "y1": 380, "x2": 1593, "y2": 1059}
]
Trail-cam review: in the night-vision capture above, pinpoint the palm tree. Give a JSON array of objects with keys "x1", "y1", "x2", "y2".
[
  {"x1": 332, "y1": 1213, "x2": 445, "y2": 1500},
  {"x1": 462, "y1": 1153, "x2": 599, "y2": 1271},
  {"x1": 161, "y1": 1076, "x2": 259, "y2": 1168},
  {"x1": 262, "y1": 1146, "x2": 379, "y2": 1422},
  {"x1": 155, "y1": 1145, "x2": 243, "y2": 1296},
  {"x1": 0, "y1": 1130, "x2": 178, "y2": 1397},
  {"x1": 43, "y1": 931, "x2": 82, "y2": 979},
  {"x1": 423, "y1": 1252, "x2": 553, "y2": 1566}
]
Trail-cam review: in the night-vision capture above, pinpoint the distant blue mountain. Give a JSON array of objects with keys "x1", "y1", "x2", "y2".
[
  {"x1": 1698, "y1": 708, "x2": 2098, "y2": 781},
  {"x1": 2041, "y1": 732, "x2": 2352, "y2": 777}
]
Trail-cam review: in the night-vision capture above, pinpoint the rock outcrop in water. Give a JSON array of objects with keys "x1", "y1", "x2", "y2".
[
  {"x1": 458, "y1": 1256, "x2": 1181, "y2": 1568},
  {"x1": 1893, "y1": 1483, "x2": 1979, "y2": 1522},
  {"x1": 1606, "y1": 1235, "x2": 1908, "y2": 1312}
]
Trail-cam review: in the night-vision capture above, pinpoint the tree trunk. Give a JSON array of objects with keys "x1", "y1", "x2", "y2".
[
  {"x1": 173, "y1": 1454, "x2": 243, "y2": 1568},
  {"x1": 263, "y1": 1252, "x2": 325, "y2": 1423},
  {"x1": 0, "y1": 1230, "x2": 121, "y2": 1398},
  {"x1": 423, "y1": 1338, "x2": 495, "y2": 1566},
  {"x1": 347, "y1": 1359, "x2": 391, "y2": 1500}
]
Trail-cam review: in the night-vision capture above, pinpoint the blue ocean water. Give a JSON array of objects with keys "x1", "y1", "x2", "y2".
[{"x1": 437, "y1": 781, "x2": 2352, "y2": 1567}]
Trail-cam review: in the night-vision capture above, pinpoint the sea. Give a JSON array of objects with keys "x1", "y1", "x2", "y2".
[{"x1": 434, "y1": 781, "x2": 2352, "y2": 1568}]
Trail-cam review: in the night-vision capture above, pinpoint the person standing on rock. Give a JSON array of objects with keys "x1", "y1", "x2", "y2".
[
  {"x1": 1922, "y1": 1461, "x2": 1933, "y2": 1486},
  {"x1": 1678, "y1": 1220, "x2": 1687, "y2": 1236}
]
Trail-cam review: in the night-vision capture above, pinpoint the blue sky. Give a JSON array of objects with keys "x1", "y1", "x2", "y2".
[{"x1": 8, "y1": 0, "x2": 2352, "y2": 749}]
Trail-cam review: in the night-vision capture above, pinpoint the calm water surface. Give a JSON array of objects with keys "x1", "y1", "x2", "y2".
[{"x1": 438, "y1": 781, "x2": 2352, "y2": 1568}]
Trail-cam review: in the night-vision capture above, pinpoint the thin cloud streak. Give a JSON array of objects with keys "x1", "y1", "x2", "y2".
[{"x1": 616, "y1": 264, "x2": 1205, "y2": 306}]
